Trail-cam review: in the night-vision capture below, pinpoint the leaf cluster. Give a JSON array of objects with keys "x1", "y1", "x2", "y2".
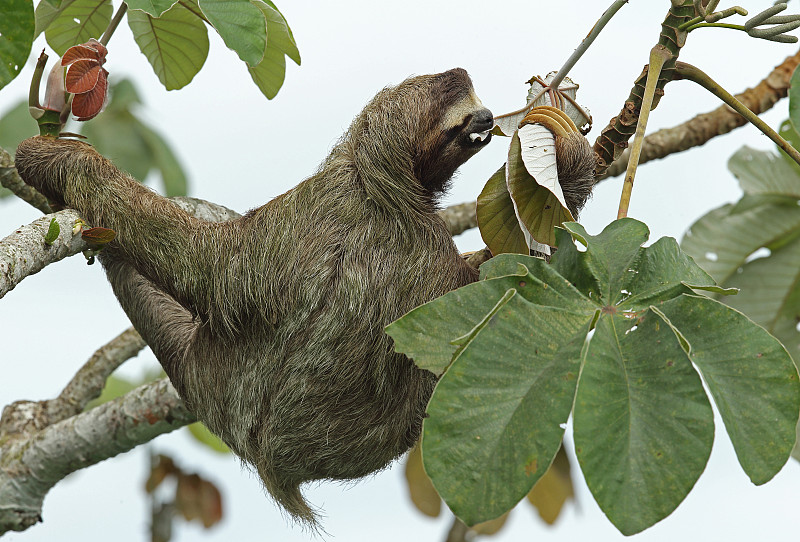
[
  {"x1": 0, "y1": 0, "x2": 300, "y2": 99},
  {"x1": 388, "y1": 218, "x2": 800, "y2": 535}
]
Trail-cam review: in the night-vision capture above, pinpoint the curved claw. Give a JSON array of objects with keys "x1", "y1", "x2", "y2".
[{"x1": 519, "y1": 105, "x2": 579, "y2": 137}]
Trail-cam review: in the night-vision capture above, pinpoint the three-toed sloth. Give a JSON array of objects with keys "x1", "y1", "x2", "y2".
[{"x1": 15, "y1": 68, "x2": 595, "y2": 524}]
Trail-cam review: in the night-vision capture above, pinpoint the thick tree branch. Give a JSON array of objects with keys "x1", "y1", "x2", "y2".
[
  {"x1": 0, "y1": 147, "x2": 52, "y2": 214},
  {"x1": 439, "y1": 201, "x2": 478, "y2": 236},
  {"x1": 0, "y1": 197, "x2": 241, "y2": 301},
  {"x1": 0, "y1": 379, "x2": 195, "y2": 534}
]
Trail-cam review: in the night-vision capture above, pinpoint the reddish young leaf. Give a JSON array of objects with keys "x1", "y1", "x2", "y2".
[
  {"x1": 80, "y1": 225, "x2": 115, "y2": 247},
  {"x1": 65, "y1": 60, "x2": 102, "y2": 93},
  {"x1": 61, "y1": 39, "x2": 107, "y2": 66},
  {"x1": 71, "y1": 69, "x2": 108, "y2": 120}
]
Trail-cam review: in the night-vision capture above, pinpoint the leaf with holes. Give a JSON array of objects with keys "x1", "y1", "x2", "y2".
[
  {"x1": 128, "y1": 0, "x2": 209, "y2": 90},
  {"x1": 45, "y1": 0, "x2": 112, "y2": 56},
  {"x1": 389, "y1": 217, "x2": 799, "y2": 534}
]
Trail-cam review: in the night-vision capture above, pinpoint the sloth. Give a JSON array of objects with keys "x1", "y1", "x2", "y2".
[{"x1": 14, "y1": 68, "x2": 595, "y2": 524}]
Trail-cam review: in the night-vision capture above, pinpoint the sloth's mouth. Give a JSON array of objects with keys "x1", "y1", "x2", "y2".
[{"x1": 469, "y1": 129, "x2": 492, "y2": 143}]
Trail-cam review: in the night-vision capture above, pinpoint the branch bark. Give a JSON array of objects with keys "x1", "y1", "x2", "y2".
[{"x1": 0, "y1": 378, "x2": 196, "y2": 534}]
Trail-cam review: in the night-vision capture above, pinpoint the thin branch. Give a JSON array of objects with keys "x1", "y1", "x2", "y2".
[
  {"x1": 43, "y1": 327, "x2": 148, "y2": 423},
  {"x1": 440, "y1": 201, "x2": 477, "y2": 236},
  {"x1": 618, "y1": 45, "x2": 672, "y2": 219},
  {"x1": 99, "y1": 2, "x2": 129, "y2": 46},
  {"x1": 0, "y1": 379, "x2": 195, "y2": 534}
]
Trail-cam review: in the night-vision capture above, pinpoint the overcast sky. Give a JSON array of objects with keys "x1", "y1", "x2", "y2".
[{"x1": 1, "y1": 1, "x2": 799, "y2": 541}]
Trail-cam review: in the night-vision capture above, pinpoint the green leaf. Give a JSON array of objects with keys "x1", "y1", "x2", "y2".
[
  {"x1": 198, "y1": 0, "x2": 266, "y2": 66},
  {"x1": 44, "y1": 217, "x2": 60, "y2": 245},
  {"x1": 82, "y1": 108, "x2": 154, "y2": 181},
  {"x1": 387, "y1": 256, "x2": 593, "y2": 375},
  {"x1": 789, "y1": 65, "x2": 800, "y2": 135},
  {"x1": 728, "y1": 146, "x2": 800, "y2": 199},
  {"x1": 507, "y1": 130, "x2": 572, "y2": 247},
  {"x1": 44, "y1": 0, "x2": 112, "y2": 56},
  {"x1": 257, "y1": 0, "x2": 299, "y2": 64},
  {"x1": 777, "y1": 119, "x2": 800, "y2": 175},
  {"x1": 85, "y1": 375, "x2": 139, "y2": 409},
  {"x1": 126, "y1": 0, "x2": 177, "y2": 17},
  {"x1": 247, "y1": 0, "x2": 300, "y2": 99},
  {"x1": 0, "y1": 100, "x2": 38, "y2": 154},
  {"x1": 128, "y1": 0, "x2": 209, "y2": 90},
  {"x1": 476, "y1": 165, "x2": 528, "y2": 255},
  {"x1": 422, "y1": 292, "x2": 589, "y2": 525},
  {"x1": 656, "y1": 295, "x2": 800, "y2": 484},
  {"x1": 0, "y1": 0, "x2": 35, "y2": 90},
  {"x1": 187, "y1": 422, "x2": 230, "y2": 453},
  {"x1": 574, "y1": 312, "x2": 714, "y2": 536},
  {"x1": 682, "y1": 201, "x2": 800, "y2": 285},
  {"x1": 137, "y1": 122, "x2": 188, "y2": 196},
  {"x1": 247, "y1": 43, "x2": 285, "y2": 100}
]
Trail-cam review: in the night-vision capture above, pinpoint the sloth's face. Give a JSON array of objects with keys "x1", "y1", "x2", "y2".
[{"x1": 412, "y1": 68, "x2": 493, "y2": 195}]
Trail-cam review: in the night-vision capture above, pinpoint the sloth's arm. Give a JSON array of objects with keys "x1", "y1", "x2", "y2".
[{"x1": 14, "y1": 136, "x2": 232, "y2": 318}]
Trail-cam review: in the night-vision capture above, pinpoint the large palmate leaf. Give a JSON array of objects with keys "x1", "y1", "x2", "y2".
[
  {"x1": 128, "y1": 0, "x2": 209, "y2": 90},
  {"x1": 0, "y1": 0, "x2": 34, "y2": 90},
  {"x1": 388, "y1": 218, "x2": 799, "y2": 535},
  {"x1": 44, "y1": 0, "x2": 112, "y2": 56}
]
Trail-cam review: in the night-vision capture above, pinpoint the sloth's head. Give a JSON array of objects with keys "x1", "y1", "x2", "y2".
[{"x1": 334, "y1": 68, "x2": 493, "y2": 204}]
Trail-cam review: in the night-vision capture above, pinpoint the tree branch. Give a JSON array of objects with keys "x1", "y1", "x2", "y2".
[
  {"x1": 597, "y1": 47, "x2": 800, "y2": 180},
  {"x1": 0, "y1": 147, "x2": 52, "y2": 214},
  {"x1": 0, "y1": 379, "x2": 195, "y2": 534},
  {"x1": 42, "y1": 327, "x2": 148, "y2": 423}
]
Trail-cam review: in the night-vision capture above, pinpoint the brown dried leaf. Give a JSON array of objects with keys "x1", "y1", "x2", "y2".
[
  {"x1": 176, "y1": 473, "x2": 223, "y2": 528},
  {"x1": 403, "y1": 444, "x2": 442, "y2": 517},
  {"x1": 472, "y1": 511, "x2": 510, "y2": 535},
  {"x1": 146, "y1": 454, "x2": 177, "y2": 493},
  {"x1": 526, "y1": 446, "x2": 574, "y2": 525}
]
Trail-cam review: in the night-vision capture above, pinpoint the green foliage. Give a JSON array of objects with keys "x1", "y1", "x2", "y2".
[
  {"x1": 790, "y1": 65, "x2": 800, "y2": 134},
  {"x1": 0, "y1": 0, "x2": 34, "y2": 91},
  {"x1": 44, "y1": 217, "x2": 60, "y2": 245},
  {"x1": 247, "y1": 0, "x2": 302, "y2": 99},
  {"x1": 2, "y1": 0, "x2": 298, "y2": 98},
  {"x1": 81, "y1": 79, "x2": 188, "y2": 196},
  {"x1": 44, "y1": 0, "x2": 113, "y2": 56},
  {"x1": 128, "y1": 0, "x2": 210, "y2": 90},
  {"x1": 126, "y1": 0, "x2": 176, "y2": 17},
  {"x1": 388, "y1": 218, "x2": 800, "y2": 535},
  {"x1": 197, "y1": 0, "x2": 266, "y2": 66}
]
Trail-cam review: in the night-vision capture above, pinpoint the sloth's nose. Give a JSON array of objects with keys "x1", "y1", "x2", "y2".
[{"x1": 472, "y1": 108, "x2": 494, "y2": 130}]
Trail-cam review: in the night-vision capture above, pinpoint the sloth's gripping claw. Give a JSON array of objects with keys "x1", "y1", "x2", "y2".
[{"x1": 520, "y1": 105, "x2": 597, "y2": 217}]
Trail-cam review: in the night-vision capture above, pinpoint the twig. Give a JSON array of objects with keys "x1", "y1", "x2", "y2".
[
  {"x1": 99, "y1": 2, "x2": 129, "y2": 46},
  {"x1": 618, "y1": 45, "x2": 672, "y2": 219}
]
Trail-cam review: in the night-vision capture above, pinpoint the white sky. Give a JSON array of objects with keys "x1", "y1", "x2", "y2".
[{"x1": 1, "y1": 1, "x2": 799, "y2": 541}]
